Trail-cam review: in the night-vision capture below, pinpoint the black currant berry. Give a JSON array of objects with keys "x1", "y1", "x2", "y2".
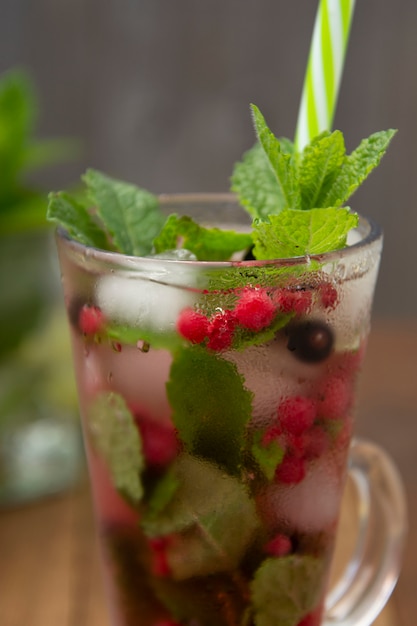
[{"x1": 286, "y1": 320, "x2": 334, "y2": 363}]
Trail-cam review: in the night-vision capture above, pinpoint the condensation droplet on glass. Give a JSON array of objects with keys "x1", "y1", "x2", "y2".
[
  {"x1": 137, "y1": 340, "x2": 150, "y2": 353},
  {"x1": 107, "y1": 371, "x2": 113, "y2": 383},
  {"x1": 335, "y1": 263, "x2": 346, "y2": 280}
]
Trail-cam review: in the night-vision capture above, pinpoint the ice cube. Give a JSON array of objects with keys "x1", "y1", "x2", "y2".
[
  {"x1": 260, "y1": 459, "x2": 344, "y2": 532},
  {"x1": 96, "y1": 264, "x2": 198, "y2": 332}
]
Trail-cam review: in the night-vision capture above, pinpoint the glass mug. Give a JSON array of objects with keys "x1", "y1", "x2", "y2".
[{"x1": 55, "y1": 195, "x2": 406, "y2": 626}]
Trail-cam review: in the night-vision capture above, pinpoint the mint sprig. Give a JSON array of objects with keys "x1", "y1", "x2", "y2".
[
  {"x1": 153, "y1": 213, "x2": 252, "y2": 261},
  {"x1": 47, "y1": 105, "x2": 395, "y2": 263},
  {"x1": 47, "y1": 169, "x2": 165, "y2": 256},
  {"x1": 232, "y1": 104, "x2": 396, "y2": 257}
]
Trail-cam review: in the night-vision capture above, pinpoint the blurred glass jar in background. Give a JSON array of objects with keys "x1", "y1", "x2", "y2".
[{"x1": 0, "y1": 68, "x2": 83, "y2": 506}]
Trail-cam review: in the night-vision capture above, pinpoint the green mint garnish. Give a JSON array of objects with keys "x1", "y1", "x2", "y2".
[
  {"x1": 87, "y1": 391, "x2": 144, "y2": 504},
  {"x1": 47, "y1": 106, "x2": 395, "y2": 263},
  {"x1": 153, "y1": 213, "x2": 253, "y2": 261},
  {"x1": 250, "y1": 555, "x2": 324, "y2": 626},
  {"x1": 249, "y1": 104, "x2": 301, "y2": 213},
  {"x1": 82, "y1": 169, "x2": 165, "y2": 256},
  {"x1": 142, "y1": 454, "x2": 259, "y2": 579},
  {"x1": 232, "y1": 104, "x2": 396, "y2": 257},
  {"x1": 252, "y1": 207, "x2": 358, "y2": 259},
  {"x1": 47, "y1": 191, "x2": 111, "y2": 250},
  {"x1": 47, "y1": 168, "x2": 165, "y2": 256},
  {"x1": 166, "y1": 346, "x2": 253, "y2": 473}
]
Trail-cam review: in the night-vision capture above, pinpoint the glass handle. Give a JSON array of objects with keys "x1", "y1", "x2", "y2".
[{"x1": 323, "y1": 438, "x2": 407, "y2": 626}]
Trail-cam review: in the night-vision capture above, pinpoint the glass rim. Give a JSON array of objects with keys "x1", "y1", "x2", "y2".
[{"x1": 56, "y1": 192, "x2": 383, "y2": 270}]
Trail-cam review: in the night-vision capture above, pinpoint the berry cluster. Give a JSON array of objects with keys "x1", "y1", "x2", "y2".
[
  {"x1": 177, "y1": 282, "x2": 336, "y2": 352},
  {"x1": 260, "y1": 370, "x2": 355, "y2": 485}
]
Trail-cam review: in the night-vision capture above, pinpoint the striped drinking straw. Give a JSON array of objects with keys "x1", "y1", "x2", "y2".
[{"x1": 294, "y1": 0, "x2": 357, "y2": 152}]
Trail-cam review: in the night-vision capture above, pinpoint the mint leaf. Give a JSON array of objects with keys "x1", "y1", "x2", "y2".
[
  {"x1": 251, "y1": 430, "x2": 284, "y2": 481},
  {"x1": 142, "y1": 454, "x2": 259, "y2": 579},
  {"x1": 250, "y1": 104, "x2": 300, "y2": 211},
  {"x1": 250, "y1": 555, "x2": 324, "y2": 626},
  {"x1": 166, "y1": 346, "x2": 253, "y2": 473},
  {"x1": 231, "y1": 142, "x2": 289, "y2": 220},
  {"x1": 47, "y1": 191, "x2": 112, "y2": 250},
  {"x1": 299, "y1": 131, "x2": 346, "y2": 210},
  {"x1": 153, "y1": 213, "x2": 252, "y2": 261},
  {"x1": 252, "y1": 207, "x2": 358, "y2": 259},
  {"x1": 105, "y1": 321, "x2": 183, "y2": 352},
  {"x1": 83, "y1": 169, "x2": 165, "y2": 256},
  {"x1": 320, "y1": 129, "x2": 397, "y2": 207},
  {"x1": 87, "y1": 391, "x2": 144, "y2": 504},
  {"x1": 146, "y1": 468, "x2": 180, "y2": 521}
]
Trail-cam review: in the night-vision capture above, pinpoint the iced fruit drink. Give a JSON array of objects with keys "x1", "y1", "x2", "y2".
[
  {"x1": 49, "y1": 104, "x2": 396, "y2": 625},
  {"x1": 56, "y1": 193, "x2": 382, "y2": 626}
]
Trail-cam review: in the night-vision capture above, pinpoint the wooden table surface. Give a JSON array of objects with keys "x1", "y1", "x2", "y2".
[{"x1": 0, "y1": 318, "x2": 415, "y2": 626}]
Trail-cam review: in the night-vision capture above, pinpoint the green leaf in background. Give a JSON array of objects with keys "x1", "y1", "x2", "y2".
[
  {"x1": 299, "y1": 130, "x2": 346, "y2": 210},
  {"x1": 47, "y1": 191, "x2": 112, "y2": 250},
  {"x1": 87, "y1": 391, "x2": 144, "y2": 505},
  {"x1": 0, "y1": 69, "x2": 35, "y2": 195},
  {"x1": 250, "y1": 555, "x2": 324, "y2": 626},
  {"x1": 153, "y1": 213, "x2": 252, "y2": 261},
  {"x1": 319, "y1": 129, "x2": 397, "y2": 208},
  {"x1": 83, "y1": 169, "x2": 165, "y2": 256},
  {"x1": 0, "y1": 68, "x2": 79, "y2": 234},
  {"x1": 252, "y1": 207, "x2": 358, "y2": 259},
  {"x1": 166, "y1": 346, "x2": 253, "y2": 474}
]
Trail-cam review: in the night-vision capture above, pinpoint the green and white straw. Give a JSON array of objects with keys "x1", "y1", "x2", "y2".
[{"x1": 295, "y1": 0, "x2": 356, "y2": 152}]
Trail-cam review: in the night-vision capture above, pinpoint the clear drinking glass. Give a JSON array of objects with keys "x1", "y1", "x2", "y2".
[{"x1": 55, "y1": 194, "x2": 407, "y2": 626}]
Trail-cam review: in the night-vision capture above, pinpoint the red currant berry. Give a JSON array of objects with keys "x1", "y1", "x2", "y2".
[
  {"x1": 262, "y1": 423, "x2": 283, "y2": 447},
  {"x1": 79, "y1": 304, "x2": 104, "y2": 335},
  {"x1": 302, "y1": 425, "x2": 330, "y2": 460},
  {"x1": 264, "y1": 533, "x2": 292, "y2": 557},
  {"x1": 234, "y1": 288, "x2": 276, "y2": 331},
  {"x1": 149, "y1": 537, "x2": 172, "y2": 577},
  {"x1": 319, "y1": 282, "x2": 339, "y2": 310},
  {"x1": 278, "y1": 396, "x2": 317, "y2": 436},
  {"x1": 297, "y1": 606, "x2": 322, "y2": 626},
  {"x1": 317, "y1": 375, "x2": 352, "y2": 420},
  {"x1": 287, "y1": 425, "x2": 329, "y2": 460},
  {"x1": 274, "y1": 289, "x2": 312, "y2": 315},
  {"x1": 132, "y1": 407, "x2": 178, "y2": 468},
  {"x1": 176, "y1": 308, "x2": 209, "y2": 344},
  {"x1": 207, "y1": 310, "x2": 236, "y2": 351},
  {"x1": 275, "y1": 454, "x2": 306, "y2": 484}
]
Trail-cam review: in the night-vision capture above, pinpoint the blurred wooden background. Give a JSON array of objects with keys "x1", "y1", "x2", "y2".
[{"x1": 1, "y1": 0, "x2": 417, "y2": 317}]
